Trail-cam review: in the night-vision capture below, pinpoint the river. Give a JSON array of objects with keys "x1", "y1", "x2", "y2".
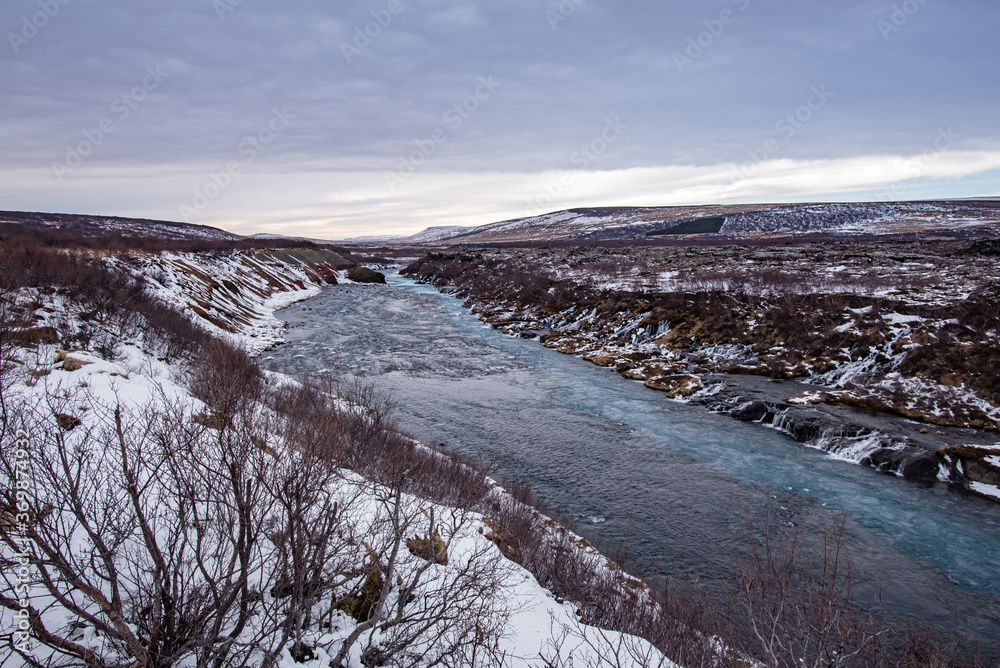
[{"x1": 264, "y1": 271, "x2": 1000, "y2": 640}]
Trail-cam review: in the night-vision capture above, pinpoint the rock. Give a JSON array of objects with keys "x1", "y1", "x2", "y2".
[
  {"x1": 938, "y1": 444, "x2": 1000, "y2": 487},
  {"x1": 315, "y1": 266, "x2": 338, "y2": 284},
  {"x1": 644, "y1": 374, "x2": 703, "y2": 398},
  {"x1": 730, "y1": 400, "x2": 771, "y2": 422},
  {"x1": 863, "y1": 448, "x2": 902, "y2": 474},
  {"x1": 61, "y1": 356, "x2": 92, "y2": 372},
  {"x1": 583, "y1": 352, "x2": 617, "y2": 367},
  {"x1": 56, "y1": 413, "x2": 82, "y2": 431},
  {"x1": 773, "y1": 411, "x2": 852, "y2": 444},
  {"x1": 346, "y1": 266, "x2": 387, "y2": 284},
  {"x1": 960, "y1": 240, "x2": 1000, "y2": 257},
  {"x1": 901, "y1": 454, "x2": 942, "y2": 482},
  {"x1": 406, "y1": 530, "x2": 448, "y2": 565}
]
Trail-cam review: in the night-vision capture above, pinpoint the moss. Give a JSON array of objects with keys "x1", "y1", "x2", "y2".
[
  {"x1": 482, "y1": 518, "x2": 523, "y2": 566},
  {"x1": 406, "y1": 529, "x2": 448, "y2": 565},
  {"x1": 337, "y1": 569, "x2": 384, "y2": 621}
]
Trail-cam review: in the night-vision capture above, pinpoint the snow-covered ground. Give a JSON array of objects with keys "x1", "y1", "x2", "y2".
[
  {"x1": 125, "y1": 251, "x2": 335, "y2": 353},
  {"x1": 1, "y1": 262, "x2": 678, "y2": 667}
]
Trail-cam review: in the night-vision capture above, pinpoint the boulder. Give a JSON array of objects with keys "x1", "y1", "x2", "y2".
[
  {"x1": 901, "y1": 454, "x2": 942, "y2": 483},
  {"x1": 730, "y1": 400, "x2": 771, "y2": 422},
  {"x1": 644, "y1": 374, "x2": 703, "y2": 398},
  {"x1": 61, "y1": 356, "x2": 92, "y2": 372},
  {"x1": 346, "y1": 266, "x2": 387, "y2": 284}
]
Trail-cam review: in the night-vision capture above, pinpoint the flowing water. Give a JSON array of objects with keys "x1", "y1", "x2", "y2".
[{"x1": 265, "y1": 272, "x2": 1000, "y2": 639}]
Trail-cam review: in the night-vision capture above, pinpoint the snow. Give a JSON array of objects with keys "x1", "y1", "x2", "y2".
[
  {"x1": 2, "y1": 272, "x2": 677, "y2": 668},
  {"x1": 969, "y1": 481, "x2": 1000, "y2": 502},
  {"x1": 883, "y1": 313, "x2": 923, "y2": 325},
  {"x1": 134, "y1": 251, "x2": 329, "y2": 354}
]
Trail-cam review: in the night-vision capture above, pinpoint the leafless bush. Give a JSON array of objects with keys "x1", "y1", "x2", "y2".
[
  {"x1": 187, "y1": 339, "x2": 264, "y2": 423},
  {"x1": 729, "y1": 509, "x2": 886, "y2": 667},
  {"x1": 332, "y1": 489, "x2": 512, "y2": 668}
]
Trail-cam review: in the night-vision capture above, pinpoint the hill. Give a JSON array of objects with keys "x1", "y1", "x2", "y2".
[
  {"x1": 403, "y1": 200, "x2": 1000, "y2": 245},
  {"x1": 0, "y1": 210, "x2": 242, "y2": 242}
]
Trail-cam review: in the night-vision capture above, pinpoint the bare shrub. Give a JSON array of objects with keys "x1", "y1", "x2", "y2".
[
  {"x1": 729, "y1": 509, "x2": 886, "y2": 667},
  {"x1": 187, "y1": 339, "x2": 263, "y2": 423}
]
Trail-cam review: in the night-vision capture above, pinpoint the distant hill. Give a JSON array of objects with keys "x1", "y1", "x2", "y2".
[
  {"x1": 401, "y1": 200, "x2": 1000, "y2": 245},
  {"x1": 400, "y1": 225, "x2": 474, "y2": 243},
  {"x1": 0, "y1": 210, "x2": 242, "y2": 242}
]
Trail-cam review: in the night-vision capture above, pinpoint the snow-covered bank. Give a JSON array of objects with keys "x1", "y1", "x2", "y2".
[
  {"x1": 0, "y1": 254, "x2": 679, "y2": 666},
  {"x1": 126, "y1": 249, "x2": 351, "y2": 353},
  {"x1": 2, "y1": 339, "x2": 673, "y2": 666}
]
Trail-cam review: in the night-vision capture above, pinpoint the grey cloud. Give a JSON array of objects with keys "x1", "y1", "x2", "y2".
[{"x1": 1, "y1": 0, "x2": 997, "y2": 187}]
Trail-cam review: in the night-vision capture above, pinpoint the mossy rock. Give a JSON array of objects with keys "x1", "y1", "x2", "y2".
[
  {"x1": 61, "y1": 356, "x2": 92, "y2": 372},
  {"x1": 644, "y1": 374, "x2": 703, "y2": 398},
  {"x1": 482, "y1": 517, "x2": 523, "y2": 566},
  {"x1": 55, "y1": 413, "x2": 82, "y2": 431},
  {"x1": 347, "y1": 267, "x2": 387, "y2": 284},
  {"x1": 406, "y1": 530, "x2": 448, "y2": 565},
  {"x1": 337, "y1": 570, "x2": 384, "y2": 621}
]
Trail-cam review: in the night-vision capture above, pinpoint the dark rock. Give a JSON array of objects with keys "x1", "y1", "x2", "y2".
[
  {"x1": 776, "y1": 412, "x2": 829, "y2": 443},
  {"x1": 729, "y1": 400, "x2": 771, "y2": 422},
  {"x1": 901, "y1": 454, "x2": 942, "y2": 483},
  {"x1": 959, "y1": 239, "x2": 1000, "y2": 257},
  {"x1": 347, "y1": 266, "x2": 387, "y2": 284},
  {"x1": 864, "y1": 448, "x2": 902, "y2": 474}
]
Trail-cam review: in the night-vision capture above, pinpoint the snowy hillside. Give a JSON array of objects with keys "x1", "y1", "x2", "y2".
[
  {"x1": 125, "y1": 249, "x2": 350, "y2": 353},
  {"x1": 0, "y1": 245, "x2": 679, "y2": 667},
  {"x1": 402, "y1": 200, "x2": 1000, "y2": 245},
  {"x1": 0, "y1": 210, "x2": 242, "y2": 241}
]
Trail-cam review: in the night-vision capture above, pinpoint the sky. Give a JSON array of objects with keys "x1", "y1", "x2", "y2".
[{"x1": 1, "y1": 0, "x2": 999, "y2": 238}]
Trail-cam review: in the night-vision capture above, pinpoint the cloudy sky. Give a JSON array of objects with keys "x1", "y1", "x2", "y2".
[{"x1": 2, "y1": 0, "x2": 998, "y2": 238}]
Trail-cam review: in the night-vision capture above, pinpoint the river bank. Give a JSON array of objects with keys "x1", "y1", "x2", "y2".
[{"x1": 400, "y1": 243, "x2": 1000, "y2": 504}]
